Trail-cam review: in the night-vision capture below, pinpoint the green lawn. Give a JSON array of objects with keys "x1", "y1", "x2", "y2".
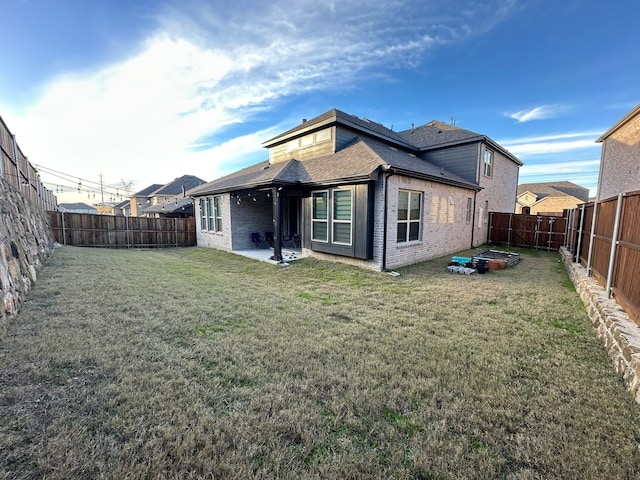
[{"x1": 1, "y1": 246, "x2": 639, "y2": 479}]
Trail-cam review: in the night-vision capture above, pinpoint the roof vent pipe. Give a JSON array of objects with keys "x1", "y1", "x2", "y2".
[
  {"x1": 302, "y1": 118, "x2": 307, "y2": 123},
  {"x1": 411, "y1": 123, "x2": 414, "y2": 133}
]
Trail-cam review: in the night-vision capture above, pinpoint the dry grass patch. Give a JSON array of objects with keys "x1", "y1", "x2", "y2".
[{"x1": 1, "y1": 246, "x2": 640, "y2": 479}]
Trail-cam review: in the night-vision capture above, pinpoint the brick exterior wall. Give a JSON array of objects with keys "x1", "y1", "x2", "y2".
[
  {"x1": 518, "y1": 196, "x2": 583, "y2": 216},
  {"x1": 195, "y1": 193, "x2": 231, "y2": 250},
  {"x1": 476, "y1": 145, "x2": 519, "y2": 246},
  {"x1": 196, "y1": 192, "x2": 275, "y2": 251},
  {"x1": 383, "y1": 175, "x2": 475, "y2": 270},
  {"x1": 598, "y1": 111, "x2": 640, "y2": 200}
]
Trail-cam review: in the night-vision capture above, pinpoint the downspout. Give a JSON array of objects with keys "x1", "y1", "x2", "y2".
[
  {"x1": 470, "y1": 190, "x2": 478, "y2": 248},
  {"x1": 382, "y1": 169, "x2": 395, "y2": 271}
]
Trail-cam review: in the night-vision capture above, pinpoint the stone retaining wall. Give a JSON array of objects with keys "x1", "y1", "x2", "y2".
[
  {"x1": 560, "y1": 247, "x2": 640, "y2": 403},
  {"x1": 0, "y1": 176, "x2": 54, "y2": 326}
]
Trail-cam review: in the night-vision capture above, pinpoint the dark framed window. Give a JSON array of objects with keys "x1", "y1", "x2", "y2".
[
  {"x1": 397, "y1": 190, "x2": 422, "y2": 243},
  {"x1": 332, "y1": 189, "x2": 353, "y2": 245},
  {"x1": 312, "y1": 191, "x2": 329, "y2": 242}
]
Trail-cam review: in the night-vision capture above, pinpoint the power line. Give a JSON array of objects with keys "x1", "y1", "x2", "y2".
[{"x1": 33, "y1": 163, "x2": 134, "y2": 199}]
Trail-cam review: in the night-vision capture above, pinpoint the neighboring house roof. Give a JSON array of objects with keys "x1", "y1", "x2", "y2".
[
  {"x1": 59, "y1": 202, "x2": 98, "y2": 212},
  {"x1": 143, "y1": 197, "x2": 194, "y2": 214},
  {"x1": 154, "y1": 175, "x2": 206, "y2": 196},
  {"x1": 114, "y1": 199, "x2": 130, "y2": 209},
  {"x1": 517, "y1": 181, "x2": 589, "y2": 203},
  {"x1": 596, "y1": 103, "x2": 640, "y2": 142},
  {"x1": 190, "y1": 137, "x2": 480, "y2": 197},
  {"x1": 132, "y1": 184, "x2": 163, "y2": 196}
]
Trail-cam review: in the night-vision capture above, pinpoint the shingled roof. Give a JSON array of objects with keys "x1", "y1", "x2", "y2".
[
  {"x1": 190, "y1": 137, "x2": 479, "y2": 197},
  {"x1": 154, "y1": 175, "x2": 206, "y2": 196},
  {"x1": 398, "y1": 120, "x2": 523, "y2": 165},
  {"x1": 517, "y1": 181, "x2": 589, "y2": 203},
  {"x1": 262, "y1": 108, "x2": 415, "y2": 150}
]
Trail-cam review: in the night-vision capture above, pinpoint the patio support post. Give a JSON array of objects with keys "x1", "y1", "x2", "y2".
[{"x1": 271, "y1": 186, "x2": 283, "y2": 262}]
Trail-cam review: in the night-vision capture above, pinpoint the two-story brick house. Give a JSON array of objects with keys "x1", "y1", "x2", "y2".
[
  {"x1": 596, "y1": 103, "x2": 640, "y2": 200},
  {"x1": 189, "y1": 108, "x2": 522, "y2": 270}
]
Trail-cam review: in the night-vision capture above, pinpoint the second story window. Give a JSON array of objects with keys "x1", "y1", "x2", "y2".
[
  {"x1": 286, "y1": 128, "x2": 332, "y2": 152},
  {"x1": 484, "y1": 149, "x2": 493, "y2": 177}
]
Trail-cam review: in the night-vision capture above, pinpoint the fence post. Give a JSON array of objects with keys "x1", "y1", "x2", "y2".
[
  {"x1": 586, "y1": 201, "x2": 599, "y2": 276},
  {"x1": 175, "y1": 217, "x2": 178, "y2": 247},
  {"x1": 605, "y1": 193, "x2": 624, "y2": 299},
  {"x1": 61, "y1": 211, "x2": 66, "y2": 246},
  {"x1": 125, "y1": 215, "x2": 130, "y2": 249},
  {"x1": 12, "y1": 135, "x2": 20, "y2": 181},
  {"x1": 507, "y1": 213, "x2": 513, "y2": 246},
  {"x1": 547, "y1": 217, "x2": 554, "y2": 251},
  {"x1": 575, "y1": 204, "x2": 586, "y2": 263},
  {"x1": 564, "y1": 209, "x2": 571, "y2": 248}
]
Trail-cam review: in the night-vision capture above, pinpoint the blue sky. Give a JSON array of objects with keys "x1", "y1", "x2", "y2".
[{"x1": 2, "y1": 0, "x2": 639, "y2": 203}]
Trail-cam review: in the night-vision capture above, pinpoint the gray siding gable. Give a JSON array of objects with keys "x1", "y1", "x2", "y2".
[{"x1": 419, "y1": 143, "x2": 479, "y2": 184}]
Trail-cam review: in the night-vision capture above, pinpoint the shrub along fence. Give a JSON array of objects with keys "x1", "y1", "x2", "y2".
[
  {"x1": 565, "y1": 191, "x2": 640, "y2": 327},
  {"x1": 488, "y1": 212, "x2": 567, "y2": 251},
  {"x1": 48, "y1": 212, "x2": 196, "y2": 248}
]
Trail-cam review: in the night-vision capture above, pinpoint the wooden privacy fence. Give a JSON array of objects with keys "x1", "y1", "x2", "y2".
[
  {"x1": 488, "y1": 212, "x2": 567, "y2": 251},
  {"x1": 565, "y1": 191, "x2": 640, "y2": 327},
  {"x1": 0, "y1": 115, "x2": 57, "y2": 211},
  {"x1": 48, "y1": 212, "x2": 196, "y2": 248}
]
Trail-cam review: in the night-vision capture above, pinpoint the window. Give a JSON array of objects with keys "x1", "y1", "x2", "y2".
[
  {"x1": 199, "y1": 199, "x2": 207, "y2": 230},
  {"x1": 286, "y1": 128, "x2": 332, "y2": 152},
  {"x1": 466, "y1": 197, "x2": 473, "y2": 223},
  {"x1": 206, "y1": 198, "x2": 215, "y2": 231},
  {"x1": 200, "y1": 196, "x2": 222, "y2": 232},
  {"x1": 332, "y1": 189, "x2": 352, "y2": 245},
  {"x1": 484, "y1": 200, "x2": 489, "y2": 224},
  {"x1": 483, "y1": 149, "x2": 493, "y2": 177},
  {"x1": 397, "y1": 190, "x2": 422, "y2": 243},
  {"x1": 312, "y1": 191, "x2": 328, "y2": 241},
  {"x1": 214, "y1": 196, "x2": 222, "y2": 231}
]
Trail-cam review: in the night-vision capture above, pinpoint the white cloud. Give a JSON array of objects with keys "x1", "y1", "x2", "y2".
[
  {"x1": 507, "y1": 104, "x2": 566, "y2": 123},
  {"x1": 504, "y1": 139, "x2": 598, "y2": 156},
  {"x1": 519, "y1": 159, "x2": 600, "y2": 175},
  {"x1": 499, "y1": 130, "x2": 602, "y2": 157},
  {"x1": 5, "y1": 0, "x2": 519, "y2": 200}
]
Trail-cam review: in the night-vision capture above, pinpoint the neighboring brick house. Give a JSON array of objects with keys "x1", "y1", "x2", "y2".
[
  {"x1": 129, "y1": 176, "x2": 205, "y2": 217},
  {"x1": 130, "y1": 183, "x2": 162, "y2": 216},
  {"x1": 141, "y1": 175, "x2": 205, "y2": 218},
  {"x1": 596, "y1": 103, "x2": 640, "y2": 200},
  {"x1": 189, "y1": 108, "x2": 522, "y2": 270},
  {"x1": 516, "y1": 181, "x2": 589, "y2": 216}
]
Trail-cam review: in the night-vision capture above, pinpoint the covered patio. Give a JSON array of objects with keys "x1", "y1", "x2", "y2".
[{"x1": 232, "y1": 246, "x2": 306, "y2": 265}]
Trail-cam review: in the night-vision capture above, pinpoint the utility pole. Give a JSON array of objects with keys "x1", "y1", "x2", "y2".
[{"x1": 100, "y1": 173, "x2": 105, "y2": 205}]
